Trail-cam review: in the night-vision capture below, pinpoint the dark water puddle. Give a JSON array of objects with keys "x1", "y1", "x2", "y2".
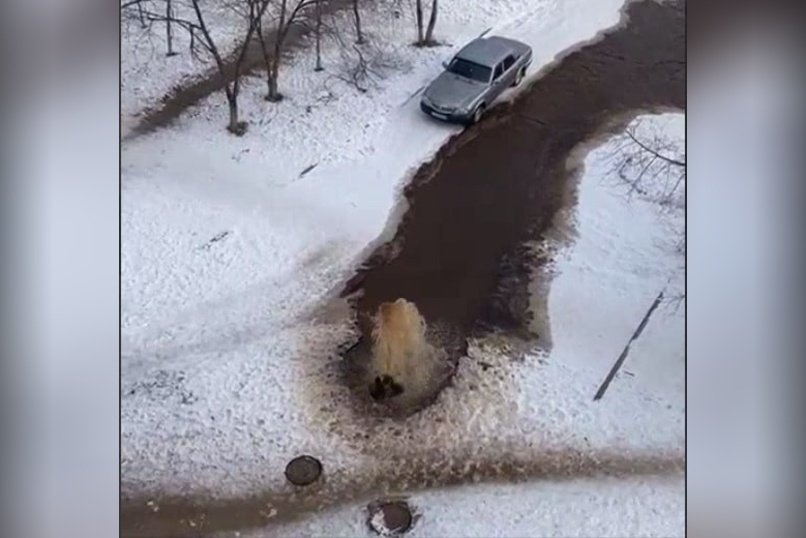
[{"x1": 342, "y1": 0, "x2": 684, "y2": 378}]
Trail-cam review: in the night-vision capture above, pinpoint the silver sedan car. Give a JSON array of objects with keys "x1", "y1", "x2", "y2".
[{"x1": 420, "y1": 36, "x2": 533, "y2": 125}]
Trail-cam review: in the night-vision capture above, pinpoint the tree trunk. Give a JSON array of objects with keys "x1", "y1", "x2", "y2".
[
  {"x1": 255, "y1": 14, "x2": 274, "y2": 96},
  {"x1": 191, "y1": 0, "x2": 236, "y2": 132},
  {"x1": 424, "y1": 0, "x2": 438, "y2": 44},
  {"x1": 266, "y1": 0, "x2": 287, "y2": 101},
  {"x1": 352, "y1": 0, "x2": 365, "y2": 44},
  {"x1": 227, "y1": 55, "x2": 245, "y2": 134},
  {"x1": 315, "y1": 0, "x2": 324, "y2": 70},
  {"x1": 225, "y1": 88, "x2": 242, "y2": 134},
  {"x1": 415, "y1": 0, "x2": 424, "y2": 45},
  {"x1": 268, "y1": 56, "x2": 282, "y2": 101},
  {"x1": 166, "y1": 0, "x2": 177, "y2": 56}
]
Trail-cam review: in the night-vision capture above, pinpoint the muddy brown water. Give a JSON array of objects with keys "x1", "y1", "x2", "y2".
[
  {"x1": 121, "y1": 1, "x2": 685, "y2": 536},
  {"x1": 344, "y1": 0, "x2": 684, "y2": 397},
  {"x1": 122, "y1": 449, "x2": 684, "y2": 537}
]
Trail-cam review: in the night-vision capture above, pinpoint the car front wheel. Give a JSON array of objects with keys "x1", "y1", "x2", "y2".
[{"x1": 470, "y1": 104, "x2": 486, "y2": 125}]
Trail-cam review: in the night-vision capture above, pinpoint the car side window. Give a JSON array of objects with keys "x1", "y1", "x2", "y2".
[
  {"x1": 503, "y1": 55, "x2": 516, "y2": 71},
  {"x1": 493, "y1": 63, "x2": 504, "y2": 80}
]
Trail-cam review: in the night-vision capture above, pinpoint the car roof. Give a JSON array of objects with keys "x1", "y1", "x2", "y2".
[{"x1": 455, "y1": 37, "x2": 515, "y2": 67}]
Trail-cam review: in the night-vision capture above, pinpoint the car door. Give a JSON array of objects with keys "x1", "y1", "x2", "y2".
[
  {"x1": 490, "y1": 62, "x2": 506, "y2": 100},
  {"x1": 502, "y1": 54, "x2": 517, "y2": 85}
]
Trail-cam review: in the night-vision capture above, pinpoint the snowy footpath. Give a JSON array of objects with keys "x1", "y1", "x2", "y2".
[{"x1": 122, "y1": 0, "x2": 684, "y2": 535}]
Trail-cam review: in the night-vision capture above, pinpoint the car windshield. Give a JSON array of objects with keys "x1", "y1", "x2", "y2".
[{"x1": 447, "y1": 58, "x2": 492, "y2": 83}]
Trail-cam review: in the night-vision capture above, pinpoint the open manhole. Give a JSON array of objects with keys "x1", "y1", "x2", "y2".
[
  {"x1": 367, "y1": 500, "x2": 413, "y2": 535},
  {"x1": 284, "y1": 455, "x2": 322, "y2": 486}
]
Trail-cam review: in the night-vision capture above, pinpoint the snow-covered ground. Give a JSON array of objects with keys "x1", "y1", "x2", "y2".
[
  {"x1": 199, "y1": 110, "x2": 685, "y2": 536},
  {"x1": 123, "y1": 0, "x2": 684, "y2": 535},
  {"x1": 546, "y1": 113, "x2": 685, "y2": 403}
]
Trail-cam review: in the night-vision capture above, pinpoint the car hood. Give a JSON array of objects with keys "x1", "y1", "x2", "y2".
[{"x1": 423, "y1": 71, "x2": 486, "y2": 110}]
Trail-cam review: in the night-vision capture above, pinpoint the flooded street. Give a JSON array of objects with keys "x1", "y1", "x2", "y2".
[
  {"x1": 347, "y1": 0, "x2": 684, "y2": 344},
  {"x1": 121, "y1": 1, "x2": 684, "y2": 536}
]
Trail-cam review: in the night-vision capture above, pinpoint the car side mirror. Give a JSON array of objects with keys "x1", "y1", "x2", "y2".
[{"x1": 441, "y1": 61, "x2": 449, "y2": 69}]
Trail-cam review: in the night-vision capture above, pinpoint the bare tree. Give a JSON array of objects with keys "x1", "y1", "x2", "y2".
[
  {"x1": 165, "y1": 0, "x2": 177, "y2": 56},
  {"x1": 414, "y1": 0, "x2": 438, "y2": 46},
  {"x1": 314, "y1": 0, "x2": 324, "y2": 70},
  {"x1": 257, "y1": 0, "x2": 315, "y2": 102},
  {"x1": 255, "y1": 4, "x2": 278, "y2": 100},
  {"x1": 605, "y1": 118, "x2": 685, "y2": 209},
  {"x1": 330, "y1": 26, "x2": 398, "y2": 94},
  {"x1": 334, "y1": 44, "x2": 374, "y2": 92},
  {"x1": 122, "y1": 0, "x2": 152, "y2": 28},
  {"x1": 424, "y1": 0, "x2": 438, "y2": 44},
  {"x1": 133, "y1": 0, "x2": 272, "y2": 133},
  {"x1": 415, "y1": 0, "x2": 424, "y2": 44},
  {"x1": 352, "y1": 0, "x2": 365, "y2": 44},
  {"x1": 191, "y1": 0, "x2": 274, "y2": 134},
  {"x1": 605, "y1": 116, "x2": 686, "y2": 307}
]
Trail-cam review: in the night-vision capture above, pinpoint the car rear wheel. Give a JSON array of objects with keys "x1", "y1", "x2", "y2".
[{"x1": 512, "y1": 67, "x2": 526, "y2": 87}]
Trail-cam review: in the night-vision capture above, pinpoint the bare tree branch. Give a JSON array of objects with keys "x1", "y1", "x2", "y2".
[
  {"x1": 625, "y1": 129, "x2": 686, "y2": 168},
  {"x1": 122, "y1": 0, "x2": 150, "y2": 9},
  {"x1": 603, "y1": 116, "x2": 686, "y2": 307},
  {"x1": 604, "y1": 117, "x2": 685, "y2": 211}
]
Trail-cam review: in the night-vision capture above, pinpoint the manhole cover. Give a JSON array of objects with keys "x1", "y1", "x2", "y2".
[
  {"x1": 368, "y1": 500, "x2": 413, "y2": 535},
  {"x1": 284, "y1": 455, "x2": 322, "y2": 486}
]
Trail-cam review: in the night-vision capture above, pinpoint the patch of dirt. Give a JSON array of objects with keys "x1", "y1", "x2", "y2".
[{"x1": 120, "y1": 448, "x2": 684, "y2": 537}]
